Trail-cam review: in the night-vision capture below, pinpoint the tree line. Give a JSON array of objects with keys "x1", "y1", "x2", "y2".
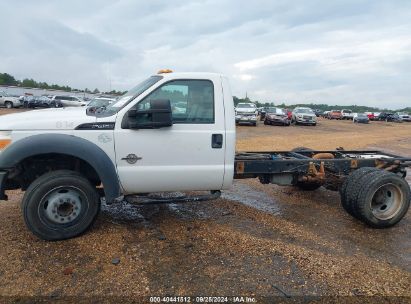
[
  {"x1": 2, "y1": 72, "x2": 409, "y2": 112},
  {"x1": 0, "y1": 72, "x2": 126, "y2": 95},
  {"x1": 233, "y1": 96, "x2": 410, "y2": 113}
]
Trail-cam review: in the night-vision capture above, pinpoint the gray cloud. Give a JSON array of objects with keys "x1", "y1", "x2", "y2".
[{"x1": 0, "y1": 0, "x2": 410, "y2": 108}]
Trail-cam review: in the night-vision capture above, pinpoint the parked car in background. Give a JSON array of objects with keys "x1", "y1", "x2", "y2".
[
  {"x1": 313, "y1": 109, "x2": 322, "y2": 117},
  {"x1": 21, "y1": 95, "x2": 34, "y2": 108},
  {"x1": 263, "y1": 107, "x2": 290, "y2": 126},
  {"x1": 341, "y1": 109, "x2": 354, "y2": 120},
  {"x1": 50, "y1": 95, "x2": 87, "y2": 107},
  {"x1": 397, "y1": 112, "x2": 411, "y2": 122},
  {"x1": 353, "y1": 113, "x2": 369, "y2": 124},
  {"x1": 328, "y1": 110, "x2": 342, "y2": 120},
  {"x1": 365, "y1": 112, "x2": 375, "y2": 121},
  {"x1": 377, "y1": 112, "x2": 391, "y2": 121},
  {"x1": 28, "y1": 96, "x2": 55, "y2": 108},
  {"x1": 259, "y1": 107, "x2": 268, "y2": 121},
  {"x1": 235, "y1": 103, "x2": 257, "y2": 126},
  {"x1": 0, "y1": 90, "x2": 22, "y2": 108},
  {"x1": 384, "y1": 113, "x2": 403, "y2": 122},
  {"x1": 321, "y1": 110, "x2": 330, "y2": 118},
  {"x1": 284, "y1": 108, "x2": 293, "y2": 120},
  {"x1": 291, "y1": 107, "x2": 317, "y2": 126}
]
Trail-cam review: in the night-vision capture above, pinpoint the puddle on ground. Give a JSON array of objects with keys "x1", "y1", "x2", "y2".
[
  {"x1": 101, "y1": 192, "x2": 212, "y2": 223},
  {"x1": 222, "y1": 181, "x2": 282, "y2": 215},
  {"x1": 101, "y1": 183, "x2": 281, "y2": 223},
  {"x1": 101, "y1": 198, "x2": 147, "y2": 222}
]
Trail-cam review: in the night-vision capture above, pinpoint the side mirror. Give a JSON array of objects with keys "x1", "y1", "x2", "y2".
[{"x1": 128, "y1": 99, "x2": 173, "y2": 129}]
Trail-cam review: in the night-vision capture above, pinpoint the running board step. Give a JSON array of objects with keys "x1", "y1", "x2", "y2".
[{"x1": 124, "y1": 190, "x2": 221, "y2": 205}]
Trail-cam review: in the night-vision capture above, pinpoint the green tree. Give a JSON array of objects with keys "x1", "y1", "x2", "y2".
[{"x1": 0, "y1": 73, "x2": 19, "y2": 85}]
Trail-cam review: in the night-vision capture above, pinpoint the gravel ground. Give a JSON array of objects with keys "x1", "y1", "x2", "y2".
[{"x1": 0, "y1": 114, "x2": 410, "y2": 301}]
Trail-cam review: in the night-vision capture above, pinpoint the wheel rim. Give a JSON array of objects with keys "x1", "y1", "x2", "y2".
[
  {"x1": 370, "y1": 183, "x2": 403, "y2": 220},
  {"x1": 40, "y1": 186, "x2": 85, "y2": 224},
  {"x1": 6, "y1": 103, "x2": 11, "y2": 109}
]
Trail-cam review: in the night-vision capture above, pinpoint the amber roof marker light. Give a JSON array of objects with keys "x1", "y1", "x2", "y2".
[{"x1": 157, "y1": 69, "x2": 173, "y2": 74}]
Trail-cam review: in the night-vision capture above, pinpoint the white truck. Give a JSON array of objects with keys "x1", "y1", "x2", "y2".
[
  {"x1": 0, "y1": 71, "x2": 409, "y2": 240},
  {"x1": 341, "y1": 109, "x2": 354, "y2": 120},
  {"x1": 0, "y1": 90, "x2": 22, "y2": 108},
  {"x1": 235, "y1": 102, "x2": 258, "y2": 126}
]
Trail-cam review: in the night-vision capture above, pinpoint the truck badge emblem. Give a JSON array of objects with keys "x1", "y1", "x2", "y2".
[{"x1": 122, "y1": 154, "x2": 142, "y2": 164}]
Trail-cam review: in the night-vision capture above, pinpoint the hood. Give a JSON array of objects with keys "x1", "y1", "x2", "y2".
[
  {"x1": 236, "y1": 107, "x2": 256, "y2": 113},
  {"x1": 0, "y1": 107, "x2": 98, "y2": 130},
  {"x1": 296, "y1": 112, "x2": 316, "y2": 117}
]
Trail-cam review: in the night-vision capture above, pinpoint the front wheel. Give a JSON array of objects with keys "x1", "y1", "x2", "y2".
[
  {"x1": 22, "y1": 170, "x2": 100, "y2": 241},
  {"x1": 5, "y1": 101, "x2": 13, "y2": 109}
]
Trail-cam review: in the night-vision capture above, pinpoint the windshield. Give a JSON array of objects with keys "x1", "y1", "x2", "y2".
[
  {"x1": 267, "y1": 107, "x2": 285, "y2": 114},
  {"x1": 96, "y1": 75, "x2": 163, "y2": 116},
  {"x1": 237, "y1": 103, "x2": 255, "y2": 108},
  {"x1": 358, "y1": 113, "x2": 367, "y2": 117},
  {"x1": 295, "y1": 108, "x2": 313, "y2": 114}
]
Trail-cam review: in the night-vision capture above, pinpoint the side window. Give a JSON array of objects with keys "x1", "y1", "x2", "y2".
[{"x1": 137, "y1": 80, "x2": 214, "y2": 124}]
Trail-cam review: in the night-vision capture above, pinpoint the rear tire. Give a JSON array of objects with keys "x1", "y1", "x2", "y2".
[
  {"x1": 352, "y1": 171, "x2": 410, "y2": 228},
  {"x1": 22, "y1": 170, "x2": 100, "y2": 241},
  {"x1": 5, "y1": 101, "x2": 13, "y2": 109},
  {"x1": 340, "y1": 168, "x2": 381, "y2": 217}
]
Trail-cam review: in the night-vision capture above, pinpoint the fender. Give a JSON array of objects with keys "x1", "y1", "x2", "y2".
[{"x1": 0, "y1": 134, "x2": 120, "y2": 203}]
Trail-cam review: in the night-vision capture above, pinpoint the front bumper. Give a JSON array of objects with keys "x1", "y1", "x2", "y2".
[
  {"x1": 296, "y1": 117, "x2": 316, "y2": 124},
  {"x1": 266, "y1": 116, "x2": 289, "y2": 125},
  {"x1": 236, "y1": 114, "x2": 257, "y2": 124}
]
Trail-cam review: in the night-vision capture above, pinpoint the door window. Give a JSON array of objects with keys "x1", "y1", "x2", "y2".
[{"x1": 136, "y1": 80, "x2": 214, "y2": 124}]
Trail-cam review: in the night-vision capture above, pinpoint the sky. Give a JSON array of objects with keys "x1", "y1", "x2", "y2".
[{"x1": 1, "y1": 0, "x2": 411, "y2": 109}]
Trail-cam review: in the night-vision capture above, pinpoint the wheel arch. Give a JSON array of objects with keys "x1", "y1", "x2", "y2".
[{"x1": 0, "y1": 134, "x2": 120, "y2": 203}]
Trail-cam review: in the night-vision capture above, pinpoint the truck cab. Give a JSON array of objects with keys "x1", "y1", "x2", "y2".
[{"x1": 0, "y1": 72, "x2": 236, "y2": 240}]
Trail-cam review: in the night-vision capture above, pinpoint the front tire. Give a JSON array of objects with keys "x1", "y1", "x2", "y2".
[
  {"x1": 5, "y1": 101, "x2": 13, "y2": 109},
  {"x1": 22, "y1": 170, "x2": 100, "y2": 241}
]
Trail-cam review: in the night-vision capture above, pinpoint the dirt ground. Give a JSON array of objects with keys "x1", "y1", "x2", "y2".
[{"x1": 0, "y1": 113, "x2": 410, "y2": 301}]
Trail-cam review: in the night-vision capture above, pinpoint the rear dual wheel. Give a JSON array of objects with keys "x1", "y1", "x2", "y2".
[{"x1": 340, "y1": 169, "x2": 410, "y2": 228}]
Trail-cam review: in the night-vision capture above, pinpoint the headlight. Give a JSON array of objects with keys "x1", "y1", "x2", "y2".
[{"x1": 0, "y1": 131, "x2": 12, "y2": 151}]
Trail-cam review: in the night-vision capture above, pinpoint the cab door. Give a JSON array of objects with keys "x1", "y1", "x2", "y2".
[{"x1": 114, "y1": 77, "x2": 226, "y2": 194}]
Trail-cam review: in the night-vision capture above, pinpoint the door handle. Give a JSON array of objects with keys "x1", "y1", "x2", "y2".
[{"x1": 211, "y1": 134, "x2": 223, "y2": 149}]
